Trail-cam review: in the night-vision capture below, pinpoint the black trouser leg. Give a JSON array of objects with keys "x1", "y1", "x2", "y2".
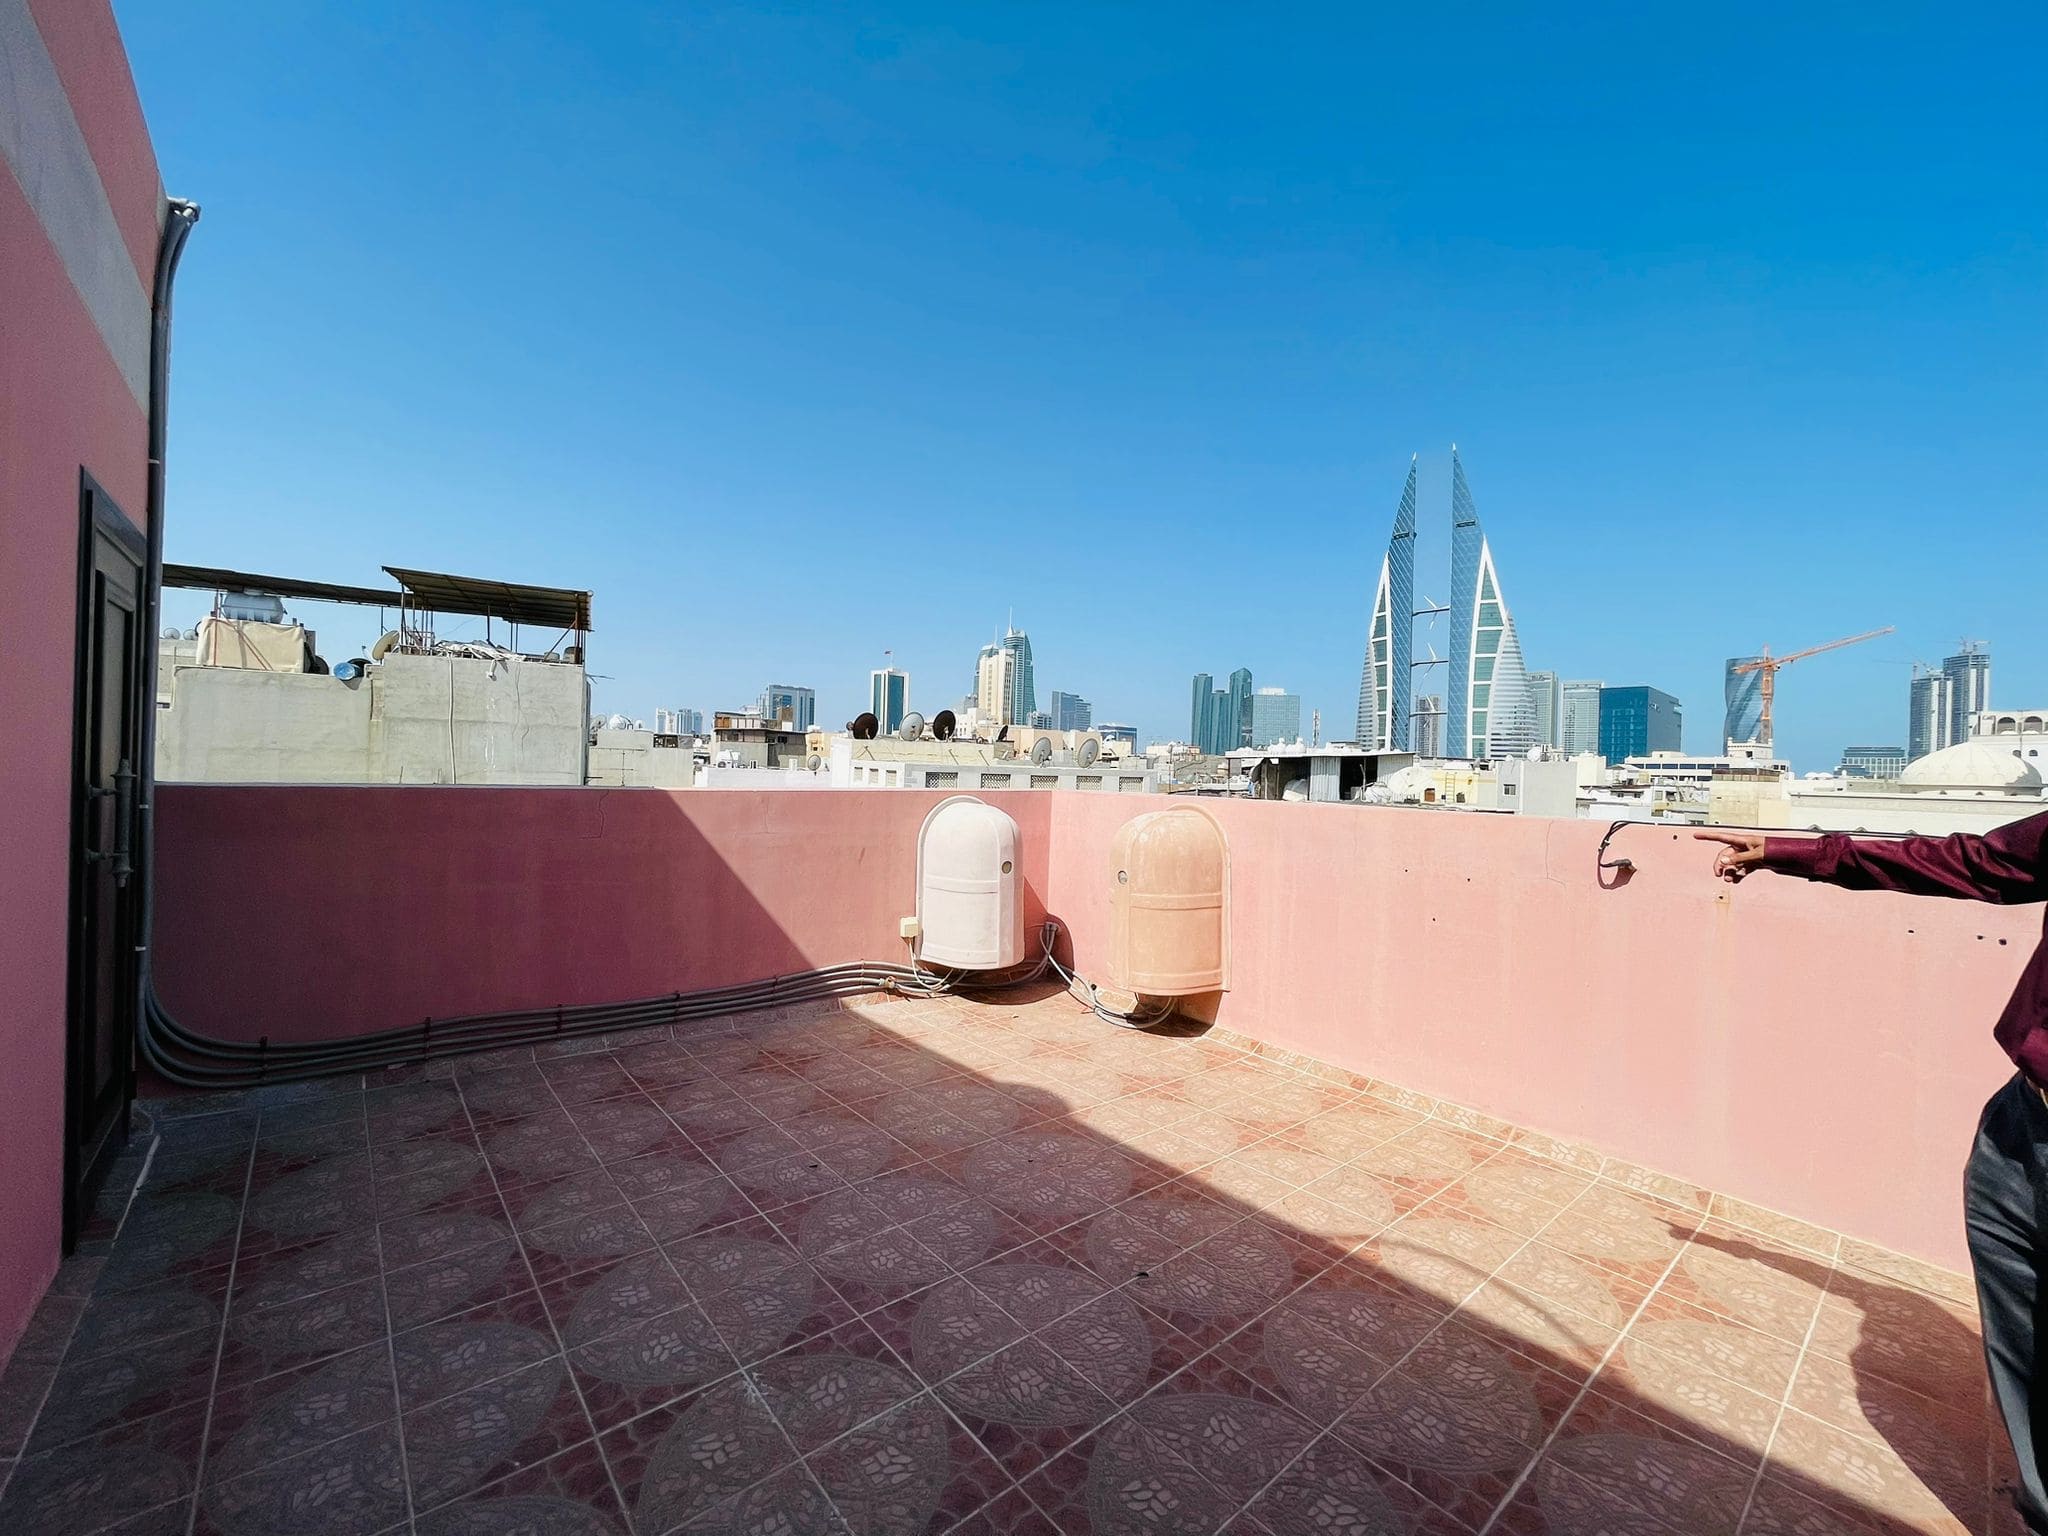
[{"x1": 1966, "y1": 1073, "x2": 2048, "y2": 1532}]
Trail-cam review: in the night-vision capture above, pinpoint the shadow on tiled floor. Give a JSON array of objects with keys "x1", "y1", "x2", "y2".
[{"x1": 0, "y1": 984, "x2": 2009, "y2": 1535}]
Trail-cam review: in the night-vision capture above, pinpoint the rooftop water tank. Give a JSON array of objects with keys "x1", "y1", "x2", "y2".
[
  {"x1": 917, "y1": 797, "x2": 1024, "y2": 969},
  {"x1": 1107, "y1": 807, "x2": 1228, "y2": 995}
]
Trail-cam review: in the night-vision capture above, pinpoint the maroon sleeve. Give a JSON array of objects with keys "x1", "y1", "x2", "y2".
[{"x1": 1759, "y1": 808, "x2": 2048, "y2": 904}]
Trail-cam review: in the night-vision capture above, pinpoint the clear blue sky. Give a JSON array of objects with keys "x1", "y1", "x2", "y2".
[{"x1": 126, "y1": 2, "x2": 2045, "y2": 770}]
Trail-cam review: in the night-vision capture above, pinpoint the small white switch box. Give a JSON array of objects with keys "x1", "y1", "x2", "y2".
[{"x1": 899, "y1": 916, "x2": 922, "y2": 940}]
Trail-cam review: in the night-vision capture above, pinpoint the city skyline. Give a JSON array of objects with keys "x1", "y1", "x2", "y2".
[
  {"x1": 133, "y1": 6, "x2": 2046, "y2": 772},
  {"x1": 157, "y1": 561, "x2": 2031, "y2": 768}
]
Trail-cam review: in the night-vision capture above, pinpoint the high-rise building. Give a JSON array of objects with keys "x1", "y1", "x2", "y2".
[
  {"x1": 1208, "y1": 689, "x2": 1230, "y2": 751},
  {"x1": 1559, "y1": 680, "x2": 1604, "y2": 756},
  {"x1": 1724, "y1": 657, "x2": 1766, "y2": 749},
  {"x1": 1908, "y1": 664, "x2": 1953, "y2": 762},
  {"x1": 1839, "y1": 745, "x2": 1908, "y2": 779},
  {"x1": 655, "y1": 707, "x2": 703, "y2": 736},
  {"x1": 1189, "y1": 673, "x2": 1214, "y2": 751},
  {"x1": 1414, "y1": 695, "x2": 1446, "y2": 758},
  {"x1": 1250, "y1": 688, "x2": 1302, "y2": 748},
  {"x1": 977, "y1": 646, "x2": 1017, "y2": 725},
  {"x1": 1483, "y1": 621, "x2": 1538, "y2": 759},
  {"x1": 1226, "y1": 668, "x2": 1253, "y2": 751},
  {"x1": 1526, "y1": 671, "x2": 1559, "y2": 750},
  {"x1": 1357, "y1": 458, "x2": 1417, "y2": 751},
  {"x1": 758, "y1": 684, "x2": 814, "y2": 732},
  {"x1": 870, "y1": 668, "x2": 909, "y2": 734},
  {"x1": 1050, "y1": 691, "x2": 1092, "y2": 731},
  {"x1": 1356, "y1": 447, "x2": 1530, "y2": 759},
  {"x1": 1001, "y1": 628, "x2": 1036, "y2": 725},
  {"x1": 1944, "y1": 643, "x2": 1990, "y2": 746},
  {"x1": 1026, "y1": 710, "x2": 1053, "y2": 729},
  {"x1": 1599, "y1": 686, "x2": 1683, "y2": 761}
]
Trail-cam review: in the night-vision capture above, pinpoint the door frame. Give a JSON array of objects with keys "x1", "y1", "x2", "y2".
[{"x1": 64, "y1": 470, "x2": 148, "y2": 1249}]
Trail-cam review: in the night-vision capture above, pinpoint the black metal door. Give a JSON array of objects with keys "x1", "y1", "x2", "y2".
[{"x1": 67, "y1": 475, "x2": 146, "y2": 1245}]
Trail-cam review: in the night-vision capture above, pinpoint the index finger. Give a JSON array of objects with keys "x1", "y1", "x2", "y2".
[{"x1": 1691, "y1": 831, "x2": 1752, "y2": 845}]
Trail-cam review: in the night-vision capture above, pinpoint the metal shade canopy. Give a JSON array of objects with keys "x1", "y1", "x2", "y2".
[
  {"x1": 164, "y1": 563, "x2": 594, "y2": 634},
  {"x1": 382, "y1": 567, "x2": 592, "y2": 632},
  {"x1": 162, "y1": 564, "x2": 404, "y2": 609}
]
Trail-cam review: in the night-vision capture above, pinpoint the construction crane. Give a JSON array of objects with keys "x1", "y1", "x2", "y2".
[{"x1": 1731, "y1": 627, "x2": 1895, "y2": 748}]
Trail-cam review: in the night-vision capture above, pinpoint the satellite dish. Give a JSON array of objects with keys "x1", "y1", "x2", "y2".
[
  {"x1": 333, "y1": 660, "x2": 360, "y2": 682},
  {"x1": 806, "y1": 753, "x2": 823, "y2": 772},
  {"x1": 849, "y1": 712, "x2": 879, "y2": 740},
  {"x1": 1030, "y1": 736, "x2": 1055, "y2": 766},
  {"x1": 932, "y1": 709, "x2": 957, "y2": 741},
  {"x1": 1077, "y1": 737, "x2": 1101, "y2": 768},
  {"x1": 161, "y1": 626, "x2": 181, "y2": 640},
  {"x1": 898, "y1": 711, "x2": 926, "y2": 742}
]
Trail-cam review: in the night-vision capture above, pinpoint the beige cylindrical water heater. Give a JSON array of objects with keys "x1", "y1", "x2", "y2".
[{"x1": 1107, "y1": 808, "x2": 1227, "y2": 995}]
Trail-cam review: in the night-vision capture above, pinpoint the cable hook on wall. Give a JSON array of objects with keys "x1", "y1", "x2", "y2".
[{"x1": 1596, "y1": 820, "x2": 1637, "y2": 886}]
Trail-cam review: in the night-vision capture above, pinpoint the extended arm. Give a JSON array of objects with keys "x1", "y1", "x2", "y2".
[{"x1": 1698, "y1": 810, "x2": 2048, "y2": 905}]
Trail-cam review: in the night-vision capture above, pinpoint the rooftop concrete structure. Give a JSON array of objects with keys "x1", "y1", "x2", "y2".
[
  {"x1": 157, "y1": 649, "x2": 590, "y2": 785},
  {"x1": 586, "y1": 725, "x2": 695, "y2": 788}
]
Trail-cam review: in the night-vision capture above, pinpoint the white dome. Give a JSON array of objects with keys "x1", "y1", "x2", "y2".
[{"x1": 1899, "y1": 740, "x2": 2044, "y2": 793}]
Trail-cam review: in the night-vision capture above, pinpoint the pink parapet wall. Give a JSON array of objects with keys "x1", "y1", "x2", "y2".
[
  {"x1": 151, "y1": 787, "x2": 1053, "y2": 1044},
  {"x1": 1049, "y1": 795, "x2": 2030, "y2": 1270},
  {"x1": 153, "y1": 785, "x2": 2033, "y2": 1270}
]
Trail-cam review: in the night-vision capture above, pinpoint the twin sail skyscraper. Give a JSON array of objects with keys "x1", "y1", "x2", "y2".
[{"x1": 1356, "y1": 447, "x2": 1535, "y2": 760}]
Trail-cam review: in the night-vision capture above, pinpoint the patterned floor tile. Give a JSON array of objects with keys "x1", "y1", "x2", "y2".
[
  {"x1": 0, "y1": 1398, "x2": 205, "y2": 1536},
  {"x1": 13, "y1": 996, "x2": 1994, "y2": 1536},
  {"x1": 597, "y1": 1374, "x2": 804, "y2": 1535},
  {"x1": 403, "y1": 1352, "x2": 591, "y2": 1512},
  {"x1": 1330, "y1": 1318, "x2": 1582, "y2": 1530},
  {"x1": 196, "y1": 1415, "x2": 410, "y2": 1536},
  {"x1": 410, "y1": 1437, "x2": 628, "y2": 1534}
]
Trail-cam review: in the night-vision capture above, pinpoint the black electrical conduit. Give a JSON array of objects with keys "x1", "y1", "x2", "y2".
[{"x1": 136, "y1": 928, "x2": 1068, "y2": 1089}]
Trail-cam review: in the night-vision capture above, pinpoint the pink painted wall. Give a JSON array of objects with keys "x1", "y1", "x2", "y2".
[
  {"x1": 0, "y1": 2, "x2": 161, "y2": 1370},
  {"x1": 153, "y1": 785, "x2": 2033, "y2": 1269},
  {"x1": 24, "y1": 0, "x2": 164, "y2": 288},
  {"x1": 1048, "y1": 796, "x2": 2030, "y2": 1269},
  {"x1": 153, "y1": 788, "x2": 1052, "y2": 1043}
]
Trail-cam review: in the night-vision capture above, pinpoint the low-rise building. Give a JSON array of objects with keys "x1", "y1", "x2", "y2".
[
  {"x1": 1714, "y1": 739, "x2": 2045, "y2": 834},
  {"x1": 1973, "y1": 709, "x2": 2048, "y2": 771},
  {"x1": 155, "y1": 564, "x2": 594, "y2": 786},
  {"x1": 708, "y1": 710, "x2": 809, "y2": 770},
  {"x1": 1838, "y1": 744, "x2": 1908, "y2": 779},
  {"x1": 586, "y1": 726, "x2": 695, "y2": 788},
  {"x1": 788, "y1": 733, "x2": 1157, "y2": 793},
  {"x1": 1231, "y1": 743, "x2": 1413, "y2": 803}
]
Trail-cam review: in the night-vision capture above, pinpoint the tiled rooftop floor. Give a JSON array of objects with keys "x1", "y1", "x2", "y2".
[{"x1": 0, "y1": 986, "x2": 2010, "y2": 1536}]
